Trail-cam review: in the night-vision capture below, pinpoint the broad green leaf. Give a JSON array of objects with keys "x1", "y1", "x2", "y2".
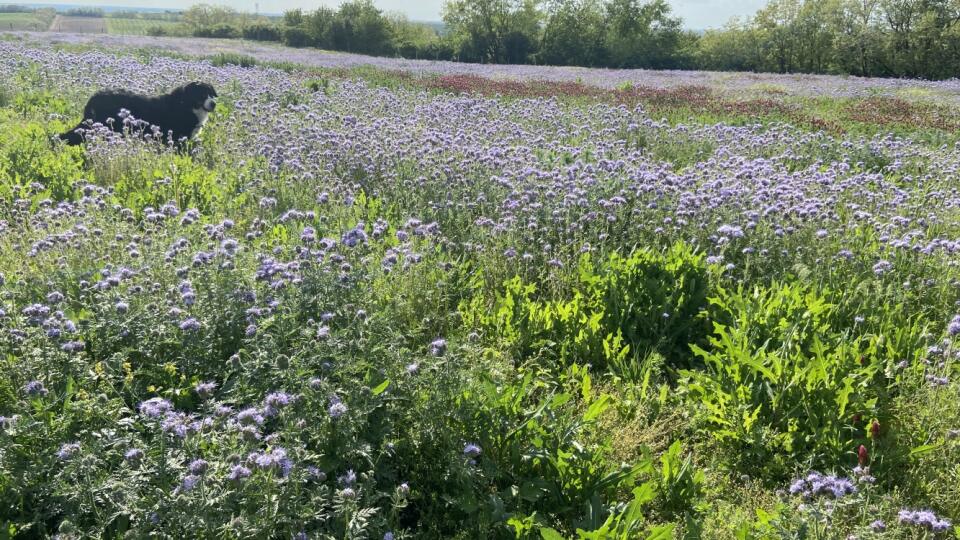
[
  {"x1": 583, "y1": 394, "x2": 611, "y2": 422},
  {"x1": 645, "y1": 524, "x2": 675, "y2": 540},
  {"x1": 540, "y1": 528, "x2": 566, "y2": 540},
  {"x1": 910, "y1": 443, "x2": 941, "y2": 456},
  {"x1": 371, "y1": 379, "x2": 390, "y2": 396}
]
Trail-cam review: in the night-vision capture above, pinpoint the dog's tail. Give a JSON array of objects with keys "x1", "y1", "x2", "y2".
[{"x1": 57, "y1": 125, "x2": 85, "y2": 146}]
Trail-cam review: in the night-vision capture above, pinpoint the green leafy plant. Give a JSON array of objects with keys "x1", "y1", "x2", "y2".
[
  {"x1": 680, "y1": 282, "x2": 884, "y2": 475},
  {"x1": 463, "y1": 242, "x2": 710, "y2": 373}
]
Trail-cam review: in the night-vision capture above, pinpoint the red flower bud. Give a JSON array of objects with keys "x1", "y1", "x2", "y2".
[
  {"x1": 870, "y1": 420, "x2": 881, "y2": 438},
  {"x1": 852, "y1": 413, "x2": 862, "y2": 425},
  {"x1": 859, "y1": 356, "x2": 868, "y2": 367},
  {"x1": 857, "y1": 444, "x2": 869, "y2": 466}
]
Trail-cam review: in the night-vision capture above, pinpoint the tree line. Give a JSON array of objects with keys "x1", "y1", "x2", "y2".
[{"x1": 174, "y1": 0, "x2": 960, "y2": 80}]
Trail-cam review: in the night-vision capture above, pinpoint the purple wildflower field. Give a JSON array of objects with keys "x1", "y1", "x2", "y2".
[{"x1": 0, "y1": 35, "x2": 957, "y2": 538}]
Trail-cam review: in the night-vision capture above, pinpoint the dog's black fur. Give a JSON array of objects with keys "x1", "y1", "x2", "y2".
[{"x1": 59, "y1": 81, "x2": 218, "y2": 147}]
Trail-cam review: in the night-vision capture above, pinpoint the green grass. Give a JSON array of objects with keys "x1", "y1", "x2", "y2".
[
  {"x1": 105, "y1": 17, "x2": 187, "y2": 36},
  {"x1": 0, "y1": 13, "x2": 52, "y2": 32},
  {"x1": 210, "y1": 52, "x2": 258, "y2": 68}
]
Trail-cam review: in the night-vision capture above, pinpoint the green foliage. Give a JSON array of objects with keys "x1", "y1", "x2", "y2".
[
  {"x1": 693, "y1": 0, "x2": 960, "y2": 79},
  {"x1": 463, "y1": 242, "x2": 710, "y2": 372},
  {"x1": 445, "y1": 0, "x2": 688, "y2": 68},
  {"x1": 193, "y1": 23, "x2": 240, "y2": 39},
  {"x1": 0, "y1": 121, "x2": 83, "y2": 201},
  {"x1": 65, "y1": 7, "x2": 104, "y2": 18},
  {"x1": 280, "y1": 0, "x2": 439, "y2": 56},
  {"x1": 457, "y1": 364, "x2": 649, "y2": 535},
  {"x1": 242, "y1": 22, "x2": 281, "y2": 42},
  {"x1": 680, "y1": 282, "x2": 885, "y2": 475},
  {"x1": 210, "y1": 52, "x2": 257, "y2": 68},
  {"x1": 656, "y1": 440, "x2": 705, "y2": 519}
]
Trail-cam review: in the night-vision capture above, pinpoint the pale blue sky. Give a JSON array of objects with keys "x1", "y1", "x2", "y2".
[{"x1": 25, "y1": 0, "x2": 765, "y2": 29}]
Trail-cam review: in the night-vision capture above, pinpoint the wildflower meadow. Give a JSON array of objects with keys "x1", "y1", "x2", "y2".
[{"x1": 0, "y1": 33, "x2": 958, "y2": 539}]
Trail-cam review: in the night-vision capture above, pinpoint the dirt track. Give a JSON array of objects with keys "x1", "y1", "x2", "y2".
[{"x1": 49, "y1": 15, "x2": 106, "y2": 34}]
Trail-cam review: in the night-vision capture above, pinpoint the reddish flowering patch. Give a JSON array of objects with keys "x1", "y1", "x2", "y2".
[
  {"x1": 845, "y1": 97, "x2": 960, "y2": 131},
  {"x1": 419, "y1": 75, "x2": 845, "y2": 133}
]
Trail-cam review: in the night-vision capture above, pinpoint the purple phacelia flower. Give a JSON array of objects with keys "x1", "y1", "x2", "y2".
[
  {"x1": 338, "y1": 469, "x2": 357, "y2": 487},
  {"x1": 341, "y1": 226, "x2": 368, "y2": 248},
  {"x1": 195, "y1": 381, "x2": 217, "y2": 398},
  {"x1": 948, "y1": 315, "x2": 960, "y2": 336},
  {"x1": 429, "y1": 338, "x2": 447, "y2": 356},
  {"x1": 139, "y1": 397, "x2": 174, "y2": 418},
  {"x1": 788, "y1": 471, "x2": 856, "y2": 499},
  {"x1": 328, "y1": 401, "x2": 348, "y2": 419},
  {"x1": 179, "y1": 318, "x2": 201, "y2": 332},
  {"x1": 124, "y1": 448, "x2": 144, "y2": 464},
  {"x1": 189, "y1": 459, "x2": 209, "y2": 475},
  {"x1": 463, "y1": 443, "x2": 481, "y2": 458},
  {"x1": 57, "y1": 442, "x2": 80, "y2": 461},
  {"x1": 236, "y1": 407, "x2": 265, "y2": 425},
  {"x1": 872, "y1": 260, "x2": 893, "y2": 276},
  {"x1": 61, "y1": 340, "x2": 85, "y2": 353},
  {"x1": 180, "y1": 474, "x2": 201, "y2": 492},
  {"x1": 23, "y1": 380, "x2": 48, "y2": 397},
  {"x1": 161, "y1": 412, "x2": 193, "y2": 439},
  {"x1": 227, "y1": 464, "x2": 251, "y2": 481},
  {"x1": 898, "y1": 509, "x2": 952, "y2": 532},
  {"x1": 265, "y1": 391, "x2": 293, "y2": 408}
]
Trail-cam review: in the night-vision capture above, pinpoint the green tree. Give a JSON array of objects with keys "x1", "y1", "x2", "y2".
[
  {"x1": 695, "y1": 18, "x2": 764, "y2": 71},
  {"x1": 388, "y1": 12, "x2": 442, "y2": 58},
  {"x1": 182, "y1": 3, "x2": 238, "y2": 29},
  {"x1": 754, "y1": 0, "x2": 802, "y2": 72},
  {"x1": 540, "y1": 0, "x2": 607, "y2": 66},
  {"x1": 306, "y1": 7, "x2": 337, "y2": 49},
  {"x1": 603, "y1": 0, "x2": 685, "y2": 68},
  {"x1": 331, "y1": 0, "x2": 394, "y2": 55},
  {"x1": 283, "y1": 8, "x2": 305, "y2": 27},
  {"x1": 833, "y1": 0, "x2": 882, "y2": 75},
  {"x1": 443, "y1": 0, "x2": 542, "y2": 63}
]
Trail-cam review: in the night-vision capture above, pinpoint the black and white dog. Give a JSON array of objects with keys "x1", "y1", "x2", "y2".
[{"x1": 59, "y1": 81, "x2": 218, "y2": 148}]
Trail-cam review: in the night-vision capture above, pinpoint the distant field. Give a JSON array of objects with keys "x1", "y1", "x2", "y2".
[
  {"x1": 0, "y1": 12, "x2": 54, "y2": 32},
  {"x1": 105, "y1": 17, "x2": 186, "y2": 36},
  {"x1": 49, "y1": 15, "x2": 107, "y2": 34}
]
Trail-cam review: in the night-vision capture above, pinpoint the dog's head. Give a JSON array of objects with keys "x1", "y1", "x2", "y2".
[{"x1": 175, "y1": 81, "x2": 218, "y2": 113}]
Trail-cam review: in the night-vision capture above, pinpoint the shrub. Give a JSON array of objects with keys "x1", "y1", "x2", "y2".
[
  {"x1": 210, "y1": 52, "x2": 257, "y2": 68},
  {"x1": 243, "y1": 22, "x2": 281, "y2": 42},
  {"x1": 145, "y1": 25, "x2": 168, "y2": 37},
  {"x1": 65, "y1": 7, "x2": 104, "y2": 17},
  {"x1": 193, "y1": 24, "x2": 240, "y2": 39},
  {"x1": 679, "y1": 282, "x2": 891, "y2": 476},
  {"x1": 282, "y1": 26, "x2": 312, "y2": 48}
]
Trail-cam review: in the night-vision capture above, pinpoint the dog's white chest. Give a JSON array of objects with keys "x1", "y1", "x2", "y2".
[{"x1": 191, "y1": 108, "x2": 210, "y2": 138}]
